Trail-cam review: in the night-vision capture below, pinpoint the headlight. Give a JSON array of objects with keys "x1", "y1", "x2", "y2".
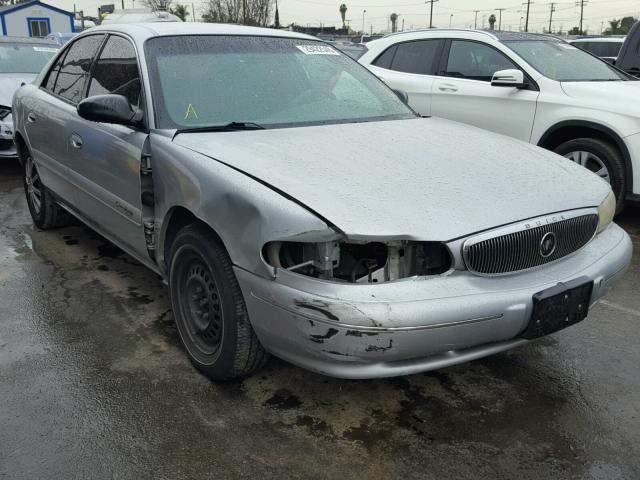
[
  {"x1": 597, "y1": 190, "x2": 616, "y2": 234},
  {"x1": 263, "y1": 240, "x2": 452, "y2": 283}
]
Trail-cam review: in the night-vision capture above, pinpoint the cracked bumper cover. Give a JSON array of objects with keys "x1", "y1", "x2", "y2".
[{"x1": 235, "y1": 224, "x2": 632, "y2": 379}]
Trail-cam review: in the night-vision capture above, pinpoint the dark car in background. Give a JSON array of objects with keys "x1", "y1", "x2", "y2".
[
  {"x1": 0, "y1": 37, "x2": 58, "y2": 159},
  {"x1": 569, "y1": 36, "x2": 625, "y2": 64},
  {"x1": 616, "y1": 22, "x2": 640, "y2": 76}
]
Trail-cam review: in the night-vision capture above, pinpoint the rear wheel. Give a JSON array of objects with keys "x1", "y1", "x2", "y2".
[
  {"x1": 168, "y1": 223, "x2": 268, "y2": 380},
  {"x1": 553, "y1": 138, "x2": 626, "y2": 213},
  {"x1": 23, "y1": 155, "x2": 70, "y2": 229}
]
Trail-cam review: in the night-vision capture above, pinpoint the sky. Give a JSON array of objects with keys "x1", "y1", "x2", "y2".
[{"x1": 55, "y1": 0, "x2": 640, "y2": 34}]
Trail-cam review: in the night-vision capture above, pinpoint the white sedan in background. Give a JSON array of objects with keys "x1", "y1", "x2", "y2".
[{"x1": 359, "y1": 30, "x2": 640, "y2": 212}]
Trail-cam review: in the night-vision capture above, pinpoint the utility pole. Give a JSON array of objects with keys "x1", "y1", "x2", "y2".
[
  {"x1": 523, "y1": 0, "x2": 532, "y2": 32},
  {"x1": 496, "y1": 8, "x2": 506, "y2": 31},
  {"x1": 121, "y1": 0, "x2": 124, "y2": 9},
  {"x1": 577, "y1": 0, "x2": 587, "y2": 35},
  {"x1": 191, "y1": 2, "x2": 196, "y2": 21},
  {"x1": 473, "y1": 10, "x2": 480, "y2": 29},
  {"x1": 362, "y1": 9, "x2": 366, "y2": 34},
  {"x1": 548, "y1": 2, "x2": 555, "y2": 33},
  {"x1": 426, "y1": 0, "x2": 439, "y2": 28}
]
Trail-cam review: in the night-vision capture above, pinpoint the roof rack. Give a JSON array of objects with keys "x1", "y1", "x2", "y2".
[{"x1": 382, "y1": 28, "x2": 498, "y2": 40}]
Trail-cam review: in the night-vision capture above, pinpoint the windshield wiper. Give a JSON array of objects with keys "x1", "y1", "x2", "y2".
[{"x1": 175, "y1": 121, "x2": 266, "y2": 134}]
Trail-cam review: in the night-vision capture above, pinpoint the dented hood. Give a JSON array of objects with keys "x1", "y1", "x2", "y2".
[{"x1": 173, "y1": 117, "x2": 610, "y2": 241}]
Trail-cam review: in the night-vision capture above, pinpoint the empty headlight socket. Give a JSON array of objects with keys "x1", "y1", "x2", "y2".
[{"x1": 263, "y1": 240, "x2": 451, "y2": 283}]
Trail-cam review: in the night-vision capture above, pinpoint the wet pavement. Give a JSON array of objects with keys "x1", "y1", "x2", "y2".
[{"x1": 1, "y1": 158, "x2": 639, "y2": 480}]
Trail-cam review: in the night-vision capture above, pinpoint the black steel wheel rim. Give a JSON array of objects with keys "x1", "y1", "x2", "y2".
[{"x1": 178, "y1": 255, "x2": 224, "y2": 356}]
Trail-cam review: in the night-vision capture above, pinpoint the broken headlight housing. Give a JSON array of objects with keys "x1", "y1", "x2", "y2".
[{"x1": 263, "y1": 240, "x2": 452, "y2": 283}]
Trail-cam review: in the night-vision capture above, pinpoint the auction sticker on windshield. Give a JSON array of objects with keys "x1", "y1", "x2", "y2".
[{"x1": 296, "y1": 45, "x2": 340, "y2": 55}]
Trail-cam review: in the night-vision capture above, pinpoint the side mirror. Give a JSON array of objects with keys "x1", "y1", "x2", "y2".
[
  {"x1": 77, "y1": 94, "x2": 141, "y2": 126},
  {"x1": 392, "y1": 88, "x2": 409, "y2": 105},
  {"x1": 491, "y1": 69, "x2": 526, "y2": 88}
]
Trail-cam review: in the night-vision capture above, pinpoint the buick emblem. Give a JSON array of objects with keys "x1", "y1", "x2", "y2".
[{"x1": 540, "y1": 232, "x2": 557, "y2": 258}]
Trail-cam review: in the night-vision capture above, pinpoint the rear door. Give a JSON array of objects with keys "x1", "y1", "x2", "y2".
[
  {"x1": 431, "y1": 39, "x2": 539, "y2": 142},
  {"x1": 367, "y1": 39, "x2": 444, "y2": 115},
  {"x1": 65, "y1": 34, "x2": 149, "y2": 257},
  {"x1": 23, "y1": 34, "x2": 105, "y2": 202}
]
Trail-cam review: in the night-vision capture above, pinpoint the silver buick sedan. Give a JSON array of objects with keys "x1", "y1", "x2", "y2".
[{"x1": 12, "y1": 23, "x2": 632, "y2": 380}]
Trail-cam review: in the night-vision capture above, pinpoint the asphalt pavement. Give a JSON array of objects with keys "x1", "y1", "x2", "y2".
[{"x1": 1, "y1": 159, "x2": 639, "y2": 479}]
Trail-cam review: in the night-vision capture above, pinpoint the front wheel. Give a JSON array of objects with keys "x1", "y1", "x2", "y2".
[
  {"x1": 23, "y1": 155, "x2": 70, "y2": 229},
  {"x1": 553, "y1": 138, "x2": 626, "y2": 213},
  {"x1": 168, "y1": 223, "x2": 268, "y2": 380}
]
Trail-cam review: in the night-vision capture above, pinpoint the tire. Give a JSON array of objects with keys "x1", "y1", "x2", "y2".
[
  {"x1": 553, "y1": 138, "x2": 626, "y2": 213},
  {"x1": 23, "y1": 154, "x2": 71, "y2": 229},
  {"x1": 168, "y1": 223, "x2": 268, "y2": 380}
]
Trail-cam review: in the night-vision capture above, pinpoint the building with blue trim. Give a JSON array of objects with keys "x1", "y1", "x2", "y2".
[{"x1": 0, "y1": 1, "x2": 74, "y2": 38}]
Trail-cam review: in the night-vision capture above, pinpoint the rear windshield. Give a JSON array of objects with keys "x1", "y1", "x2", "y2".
[
  {"x1": 505, "y1": 40, "x2": 628, "y2": 81},
  {"x1": 0, "y1": 43, "x2": 58, "y2": 73},
  {"x1": 144, "y1": 35, "x2": 414, "y2": 130}
]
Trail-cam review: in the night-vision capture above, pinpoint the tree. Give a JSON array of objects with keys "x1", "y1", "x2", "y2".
[
  {"x1": 141, "y1": 0, "x2": 173, "y2": 10},
  {"x1": 339, "y1": 4, "x2": 347, "y2": 29},
  {"x1": 568, "y1": 26, "x2": 581, "y2": 35},
  {"x1": 488, "y1": 14, "x2": 496, "y2": 31},
  {"x1": 605, "y1": 16, "x2": 636, "y2": 35},
  {"x1": 171, "y1": 3, "x2": 189, "y2": 21},
  {"x1": 201, "y1": 0, "x2": 273, "y2": 26}
]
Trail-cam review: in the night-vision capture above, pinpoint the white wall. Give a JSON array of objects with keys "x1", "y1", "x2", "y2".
[{"x1": 3, "y1": 5, "x2": 73, "y2": 37}]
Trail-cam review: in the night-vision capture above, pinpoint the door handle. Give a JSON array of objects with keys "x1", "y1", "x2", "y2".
[
  {"x1": 27, "y1": 112, "x2": 37, "y2": 123},
  {"x1": 438, "y1": 84, "x2": 459, "y2": 92},
  {"x1": 70, "y1": 133, "x2": 83, "y2": 149}
]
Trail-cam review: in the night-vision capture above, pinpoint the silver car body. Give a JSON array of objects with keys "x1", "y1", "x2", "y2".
[{"x1": 12, "y1": 23, "x2": 633, "y2": 378}]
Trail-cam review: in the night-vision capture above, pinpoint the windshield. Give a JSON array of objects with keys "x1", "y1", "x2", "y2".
[
  {"x1": 504, "y1": 40, "x2": 628, "y2": 81},
  {"x1": 144, "y1": 35, "x2": 415, "y2": 130},
  {"x1": 0, "y1": 43, "x2": 58, "y2": 73}
]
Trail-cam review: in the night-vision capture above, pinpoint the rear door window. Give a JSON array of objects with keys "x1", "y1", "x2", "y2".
[
  {"x1": 52, "y1": 34, "x2": 104, "y2": 103},
  {"x1": 387, "y1": 40, "x2": 441, "y2": 75}
]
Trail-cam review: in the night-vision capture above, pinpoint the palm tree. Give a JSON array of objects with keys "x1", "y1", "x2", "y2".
[
  {"x1": 172, "y1": 3, "x2": 189, "y2": 21},
  {"x1": 339, "y1": 4, "x2": 347, "y2": 29},
  {"x1": 390, "y1": 13, "x2": 398, "y2": 33},
  {"x1": 488, "y1": 14, "x2": 496, "y2": 31}
]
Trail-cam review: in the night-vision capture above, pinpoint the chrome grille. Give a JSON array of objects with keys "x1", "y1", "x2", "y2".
[{"x1": 464, "y1": 213, "x2": 599, "y2": 275}]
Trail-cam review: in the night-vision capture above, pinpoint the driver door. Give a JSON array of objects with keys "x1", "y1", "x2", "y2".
[
  {"x1": 431, "y1": 40, "x2": 539, "y2": 142},
  {"x1": 66, "y1": 34, "x2": 149, "y2": 258}
]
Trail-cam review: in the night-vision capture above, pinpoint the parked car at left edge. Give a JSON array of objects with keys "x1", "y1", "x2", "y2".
[{"x1": 0, "y1": 36, "x2": 58, "y2": 159}]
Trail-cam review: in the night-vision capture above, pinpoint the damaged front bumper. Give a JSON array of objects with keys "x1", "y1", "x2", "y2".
[{"x1": 235, "y1": 223, "x2": 632, "y2": 379}]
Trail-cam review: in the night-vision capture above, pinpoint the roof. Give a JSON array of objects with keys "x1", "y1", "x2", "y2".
[
  {"x1": 492, "y1": 31, "x2": 562, "y2": 42},
  {"x1": 0, "y1": 0, "x2": 73, "y2": 17},
  {"x1": 0, "y1": 35, "x2": 58, "y2": 45},
  {"x1": 87, "y1": 22, "x2": 317, "y2": 42},
  {"x1": 570, "y1": 37, "x2": 626, "y2": 43},
  {"x1": 382, "y1": 28, "x2": 564, "y2": 43}
]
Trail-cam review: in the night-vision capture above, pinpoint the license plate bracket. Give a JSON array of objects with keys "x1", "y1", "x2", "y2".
[{"x1": 520, "y1": 277, "x2": 594, "y2": 340}]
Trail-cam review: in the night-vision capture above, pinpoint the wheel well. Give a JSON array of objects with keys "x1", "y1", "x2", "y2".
[
  {"x1": 537, "y1": 122, "x2": 633, "y2": 193},
  {"x1": 161, "y1": 207, "x2": 226, "y2": 270},
  {"x1": 13, "y1": 132, "x2": 28, "y2": 166}
]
